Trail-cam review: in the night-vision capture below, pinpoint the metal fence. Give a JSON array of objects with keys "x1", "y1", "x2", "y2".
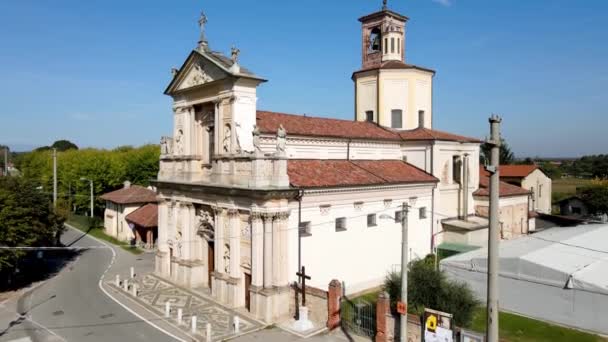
[{"x1": 340, "y1": 297, "x2": 376, "y2": 338}]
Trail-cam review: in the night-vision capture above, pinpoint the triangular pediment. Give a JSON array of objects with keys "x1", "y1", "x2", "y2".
[{"x1": 165, "y1": 51, "x2": 230, "y2": 94}]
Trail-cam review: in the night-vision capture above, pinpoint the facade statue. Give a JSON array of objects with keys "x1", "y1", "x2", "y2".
[
  {"x1": 175, "y1": 129, "x2": 184, "y2": 155},
  {"x1": 223, "y1": 124, "x2": 231, "y2": 153},
  {"x1": 252, "y1": 125, "x2": 263, "y2": 155},
  {"x1": 160, "y1": 136, "x2": 173, "y2": 156},
  {"x1": 276, "y1": 124, "x2": 287, "y2": 156}
]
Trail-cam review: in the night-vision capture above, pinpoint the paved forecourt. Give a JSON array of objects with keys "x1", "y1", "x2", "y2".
[{"x1": 109, "y1": 274, "x2": 263, "y2": 341}]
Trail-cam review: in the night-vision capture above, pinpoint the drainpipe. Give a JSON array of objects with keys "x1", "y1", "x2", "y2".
[
  {"x1": 296, "y1": 189, "x2": 304, "y2": 273},
  {"x1": 463, "y1": 153, "x2": 469, "y2": 221}
]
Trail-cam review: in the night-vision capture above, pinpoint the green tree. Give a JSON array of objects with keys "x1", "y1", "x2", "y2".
[
  {"x1": 0, "y1": 177, "x2": 65, "y2": 272},
  {"x1": 480, "y1": 138, "x2": 515, "y2": 165},
  {"x1": 384, "y1": 255, "x2": 479, "y2": 328},
  {"x1": 579, "y1": 185, "x2": 608, "y2": 214},
  {"x1": 51, "y1": 140, "x2": 78, "y2": 151}
]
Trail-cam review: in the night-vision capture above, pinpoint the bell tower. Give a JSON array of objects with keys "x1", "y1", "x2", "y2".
[
  {"x1": 359, "y1": 0, "x2": 408, "y2": 69},
  {"x1": 353, "y1": 1, "x2": 434, "y2": 130}
]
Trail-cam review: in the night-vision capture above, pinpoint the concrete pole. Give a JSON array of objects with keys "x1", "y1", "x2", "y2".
[
  {"x1": 3, "y1": 147, "x2": 8, "y2": 176},
  {"x1": 130, "y1": 266, "x2": 135, "y2": 279},
  {"x1": 115, "y1": 274, "x2": 120, "y2": 287},
  {"x1": 191, "y1": 315, "x2": 197, "y2": 334},
  {"x1": 486, "y1": 114, "x2": 502, "y2": 342},
  {"x1": 53, "y1": 148, "x2": 57, "y2": 207},
  {"x1": 206, "y1": 323, "x2": 212, "y2": 342},
  {"x1": 400, "y1": 202, "x2": 409, "y2": 342},
  {"x1": 165, "y1": 301, "x2": 171, "y2": 318},
  {"x1": 177, "y1": 308, "x2": 183, "y2": 325},
  {"x1": 233, "y1": 316, "x2": 240, "y2": 333},
  {"x1": 463, "y1": 153, "x2": 469, "y2": 221},
  {"x1": 89, "y1": 180, "x2": 94, "y2": 218}
]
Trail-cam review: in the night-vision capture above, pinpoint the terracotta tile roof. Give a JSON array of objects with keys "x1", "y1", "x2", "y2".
[
  {"x1": 287, "y1": 159, "x2": 438, "y2": 188},
  {"x1": 396, "y1": 127, "x2": 482, "y2": 143},
  {"x1": 474, "y1": 171, "x2": 531, "y2": 198},
  {"x1": 100, "y1": 185, "x2": 157, "y2": 205},
  {"x1": 256, "y1": 111, "x2": 401, "y2": 141},
  {"x1": 256, "y1": 111, "x2": 480, "y2": 143},
  {"x1": 125, "y1": 203, "x2": 158, "y2": 228},
  {"x1": 497, "y1": 165, "x2": 539, "y2": 178}
]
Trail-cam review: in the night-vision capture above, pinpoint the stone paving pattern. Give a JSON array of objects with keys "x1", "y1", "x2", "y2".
[{"x1": 109, "y1": 274, "x2": 263, "y2": 341}]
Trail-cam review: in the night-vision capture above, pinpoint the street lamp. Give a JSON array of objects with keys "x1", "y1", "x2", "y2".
[
  {"x1": 80, "y1": 177, "x2": 94, "y2": 218},
  {"x1": 380, "y1": 202, "x2": 409, "y2": 342}
]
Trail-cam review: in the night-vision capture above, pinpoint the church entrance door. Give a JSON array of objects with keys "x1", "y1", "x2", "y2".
[
  {"x1": 244, "y1": 273, "x2": 251, "y2": 311},
  {"x1": 207, "y1": 240, "x2": 214, "y2": 289}
]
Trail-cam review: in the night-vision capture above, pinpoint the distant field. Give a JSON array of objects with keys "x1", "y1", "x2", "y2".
[{"x1": 552, "y1": 178, "x2": 592, "y2": 202}]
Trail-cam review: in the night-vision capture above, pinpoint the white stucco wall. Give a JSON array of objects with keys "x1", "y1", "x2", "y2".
[
  {"x1": 354, "y1": 69, "x2": 433, "y2": 129},
  {"x1": 103, "y1": 201, "x2": 140, "y2": 243},
  {"x1": 521, "y1": 169, "x2": 552, "y2": 214},
  {"x1": 287, "y1": 184, "x2": 435, "y2": 295}
]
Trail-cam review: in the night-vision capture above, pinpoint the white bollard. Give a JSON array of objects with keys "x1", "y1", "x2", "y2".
[
  {"x1": 233, "y1": 316, "x2": 240, "y2": 333},
  {"x1": 130, "y1": 266, "x2": 135, "y2": 279},
  {"x1": 131, "y1": 283, "x2": 137, "y2": 297},
  {"x1": 123, "y1": 279, "x2": 128, "y2": 291},
  {"x1": 165, "y1": 301, "x2": 171, "y2": 318},
  {"x1": 177, "y1": 308, "x2": 183, "y2": 325},
  {"x1": 206, "y1": 323, "x2": 212, "y2": 342},
  {"x1": 191, "y1": 315, "x2": 197, "y2": 334},
  {"x1": 115, "y1": 274, "x2": 120, "y2": 287}
]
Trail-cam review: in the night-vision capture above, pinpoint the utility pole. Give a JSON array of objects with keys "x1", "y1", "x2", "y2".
[
  {"x1": 485, "y1": 115, "x2": 502, "y2": 342},
  {"x1": 53, "y1": 148, "x2": 57, "y2": 207},
  {"x1": 80, "y1": 177, "x2": 94, "y2": 218},
  {"x1": 400, "y1": 202, "x2": 409, "y2": 342},
  {"x1": 3, "y1": 146, "x2": 8, "y2": 176}
]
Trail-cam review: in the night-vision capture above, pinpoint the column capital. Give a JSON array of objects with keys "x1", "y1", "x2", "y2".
[
  {"x1": 274, "y1": 211, "x2": 290, "y2": 221},
  {"x1": 227, "y1": 208, "x2": 239, "y2": 217},
  {"x1": 211, "y1": 205, "x2": 225, "y2": 215},
  {"x1": 251, "y1": 211, "x2": 264, "y2": 221},
  {"x1": 180, "y1": 201, "x2": 194, "y2": 208}
]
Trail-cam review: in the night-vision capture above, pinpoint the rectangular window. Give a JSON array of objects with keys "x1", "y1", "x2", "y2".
[
  {"x1": 299, "y1": 221, "x2": 312, "y2": 237},
  {"x1": 452, "y1": 156, "x2": 462, "y2": 184},
  {"x1": 394, "y1": 210, "x2": 403, "y2": 223},
  {"x1": 419, "y1": 207, "x2": 427, "y2": 219},
  {"x1": 384, "y1": 38, "x2": 388, "y2": 54},
  {"x1": 367, "y1": 214, "x2": 377, "y2": 227},
  {"x1": 397, "y1": 38, "x2": 400, "y2": 53},
  {"x1": 208, "y1": 126, "x2": 215, "y2": 160},
  {"x1": 365, "y1": 111, "x2": 374, "y2": 122},
  {"x1": 391, "y1": 38, "x2": 395, "y2": 53},
  {"x1": 335, "y1": 217, "x2": 347, "y2": 232},
  {"x1": 391, "y1": 109, "x2": 403, "y2": 128},
  {"x1": 539, "y1": 185, "x2": 543, "y2": 198}
]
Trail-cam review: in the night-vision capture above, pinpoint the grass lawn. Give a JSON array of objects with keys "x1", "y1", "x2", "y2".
[
  {"x1": 552, "y1": 177, "x2": 593, "y2": 202},
  {"x1": 471, "y1": 307, "x2": 605, "y2": 342},
  {"x1": 66, "y1": 215, "x2": 143, "y2": 255}
]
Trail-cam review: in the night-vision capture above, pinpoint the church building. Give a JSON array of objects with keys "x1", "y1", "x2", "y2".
[{"x1": 153, "y1": 3, "x2": 533, "y2": 323}]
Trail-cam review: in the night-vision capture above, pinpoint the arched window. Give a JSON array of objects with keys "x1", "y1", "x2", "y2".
[{"x1": 369, "y1": 27, "x2": 381, "y2": 52}]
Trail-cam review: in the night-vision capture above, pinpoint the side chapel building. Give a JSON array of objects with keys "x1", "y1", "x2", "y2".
[{"x1": 153, "y1": 4, "x2": 534, "y2": 323}]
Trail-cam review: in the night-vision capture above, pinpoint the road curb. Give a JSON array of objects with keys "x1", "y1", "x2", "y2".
[{"x1": 65, "y1": 224, "x2": 190, "y2": 342}]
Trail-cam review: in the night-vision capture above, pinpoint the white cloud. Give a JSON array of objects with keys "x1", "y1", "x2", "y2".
[{"x1": 433, "y1": 0, "x2": 452, "y2": 7}]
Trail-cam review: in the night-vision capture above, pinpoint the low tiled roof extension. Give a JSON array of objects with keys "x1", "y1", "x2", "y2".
[
  {"x1": 256, "y1": 111, "x2": 481, "y2": 144},
  {"x1": 125, "y1": 203, "x2": 158, "y2": 228},
  {"x1": 100, "y1": 185, "x2": 157, "y2": 205},
  {"x1": 287, "y1": 159, "x2": 438, "y2": 189},
  {"x1": 474, "y1": 173, "x2": 531, "y2": 198},
  {"x1": 352, "y1": 60, "x2": 436, "y2": 76}
]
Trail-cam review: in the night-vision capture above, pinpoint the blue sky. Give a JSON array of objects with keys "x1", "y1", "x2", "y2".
[{"x1": 0, "y1": 0, "x2": 606, "y2": 157}]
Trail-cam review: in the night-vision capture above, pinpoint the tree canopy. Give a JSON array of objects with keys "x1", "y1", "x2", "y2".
[
  {"x1": 51, "y1": 140, "x2": 79, "y2": 151},
  {"x1": 0, "y1": 177, "x2": 65, "y2": 272},
  {"x1": 579, "y1": 185, "x2": 608, "y2": 215},
  {"x1": 480, "y1": 137, "x2": 515, "y2": 165},
  {"x1": 17, "y1": 144, "x2": 160, "y2": 215}
]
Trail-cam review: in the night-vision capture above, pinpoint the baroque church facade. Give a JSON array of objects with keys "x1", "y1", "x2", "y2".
[{"x1": 153, "y1": 5, "x2": 533, "y2": 323}]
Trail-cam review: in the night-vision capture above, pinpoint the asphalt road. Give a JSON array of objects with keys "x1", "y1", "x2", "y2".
[{"x1": 11, "y1": 228, "x2": 178, "y2": 342}]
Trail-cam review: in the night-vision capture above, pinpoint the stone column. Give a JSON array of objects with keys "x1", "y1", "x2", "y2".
[
  {"x1": 251, "y1": 212, "x2": 264, "y2": 287},
  {"x1": 183, "y1": 106, "x2": 195, "y2": 156},
  {"x1": 263, "y1": 213, "x2": 273, "y2": 289},
  {"x1": 228, "y1": 209, "x2": 241, "y2": 307},
  {"x1": 213, "y1": 207, "x2": 226, "y2": 300},
  {"x1": 375, "y1": 292, "x2": 392, "y2": 342},
  {"x1": 155, "y1": 199, "x2": 170, "y2": 277},
  {"x1": 272, "y1": 211, "x2": 290, "y2": 287},
  {"x1": 180, "y1": 202, "x2": 192, "y2": 260}
]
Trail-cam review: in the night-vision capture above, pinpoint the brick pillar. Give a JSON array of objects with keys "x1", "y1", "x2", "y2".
[
  {"x1": 376, "y1": 291, "x2": 390, "y2": 342},
  {"x1": 327, "y1": 279, "x2": 342, "y2": 330}
]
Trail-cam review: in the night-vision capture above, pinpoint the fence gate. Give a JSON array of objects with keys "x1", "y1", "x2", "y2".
[{"x1": 340, "y1": 297, "x2": 376, "y2": 338}]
